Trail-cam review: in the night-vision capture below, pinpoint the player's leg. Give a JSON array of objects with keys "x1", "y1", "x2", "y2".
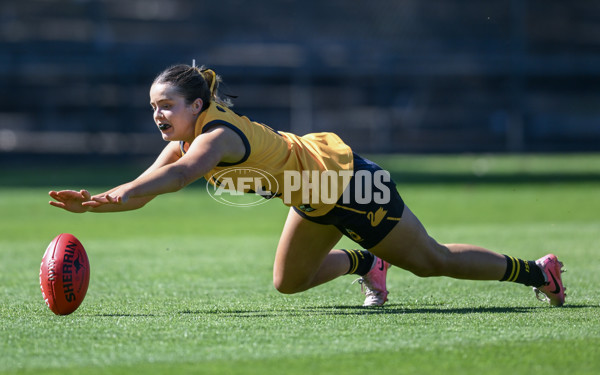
[
  {"x1": 369, "y1": 204, "x2": 566, "y2": 305},
  {"x1": 369, "y1": 205, "x2": 539, "y2": 282},
  {"x1": 273, "y1": 208, "x2": 347, "y2": 294}
]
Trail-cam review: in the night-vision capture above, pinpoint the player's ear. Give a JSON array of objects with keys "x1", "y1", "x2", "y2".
[{"x1": 191, "y1": 98, "x2": 203, "y2": 114}]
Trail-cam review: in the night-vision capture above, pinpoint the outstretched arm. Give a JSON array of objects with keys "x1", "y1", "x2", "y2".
[
  {"x1": 81, "y1": 125, "x2": 245, "y2": 209},
  {"x1": 49, "y1": 140, "x2": 181, "y2": 213}
]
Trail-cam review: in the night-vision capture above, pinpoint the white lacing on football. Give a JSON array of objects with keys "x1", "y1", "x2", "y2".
[{"x1": 47, "y1": 258, "x2": 56, "y2": 281}]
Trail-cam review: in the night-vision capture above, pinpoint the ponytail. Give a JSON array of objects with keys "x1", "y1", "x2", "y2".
[{"x1": 199, "y1": 68, "x2": 217, "y2": 99}]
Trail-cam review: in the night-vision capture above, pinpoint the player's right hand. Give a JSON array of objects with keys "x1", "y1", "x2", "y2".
[{"x1": 48, "y1": 189, "x2": 92, "y2": 213}]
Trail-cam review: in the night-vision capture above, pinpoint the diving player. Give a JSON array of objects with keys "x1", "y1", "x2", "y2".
[{"x1": 49, "y1": 64, "x2": 566, "y2": 307}]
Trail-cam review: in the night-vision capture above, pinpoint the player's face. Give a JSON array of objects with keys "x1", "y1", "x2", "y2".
[{"x1": 149, "y1": 83, "x2": 202, "y2": 143}]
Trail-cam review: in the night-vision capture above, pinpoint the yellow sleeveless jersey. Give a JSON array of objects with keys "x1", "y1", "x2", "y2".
[{"x1": 181, "y1": 102, "x2": 354, "y2": 217}]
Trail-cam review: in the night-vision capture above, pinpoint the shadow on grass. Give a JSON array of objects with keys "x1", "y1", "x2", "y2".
[
  {"x1": 178, "y1": 303, "x2": 597, "y2": 318},
  {"x1": 90, "y1": 313, "x2": 158, "y2": 317},
  {"x1": 84, "y1": 303, "x2": 596, "y2": 318}
]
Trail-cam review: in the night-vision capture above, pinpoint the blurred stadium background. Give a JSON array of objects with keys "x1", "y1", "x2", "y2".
[{"x1": 1, "y1": 0, "x2": 599, "y2": 165}]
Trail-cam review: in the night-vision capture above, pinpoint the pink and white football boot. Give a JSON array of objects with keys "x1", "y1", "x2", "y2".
[
  {"x1": 533, "y1": 254, "x2": 566, "y2": 307},
  {"x1": 357, "y1": 257, "x2": 391, "y2": 306}
]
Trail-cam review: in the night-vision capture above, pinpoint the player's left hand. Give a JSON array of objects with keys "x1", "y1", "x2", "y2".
[{"x1": 84, "y1": 187, "x2": 130, "y2": 207}]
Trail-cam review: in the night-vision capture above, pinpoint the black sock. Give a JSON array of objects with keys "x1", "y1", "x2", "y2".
[
  {"x1": 340, "y1": 249, "x2": 375, "y2": 276},
  {"x1": 500, "y1": 255, "x2": 545, "y2": 287}
]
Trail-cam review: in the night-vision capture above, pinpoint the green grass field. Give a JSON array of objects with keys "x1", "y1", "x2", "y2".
[{"x1": 1, "y1": 154, "x2": 599, "y2": 374}]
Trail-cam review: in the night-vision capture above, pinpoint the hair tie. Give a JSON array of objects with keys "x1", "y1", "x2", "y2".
[{"x1": 202, "y1": 69, "x2": 217, "y2": 94}]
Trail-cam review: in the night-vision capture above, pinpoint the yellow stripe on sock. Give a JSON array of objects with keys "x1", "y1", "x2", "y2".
[
  {"x1": 511, "y1": 258, "x2": 521, "y2": 282},
  {"x1": 345, "y1": 249, "x2": 359, "y2": 274},
  {"x1": 507, "y1": 256, "x2": 517, "y2": 282},
  {"x1": 351, "y1": 250, "x2": 360, "y2": 274}
]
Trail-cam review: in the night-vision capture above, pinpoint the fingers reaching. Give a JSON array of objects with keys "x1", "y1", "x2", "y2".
[
  {"x1": 49, "y1": 189, "x2": 128, "y2": 212},
  {"x1": 81, "y1": 193, "x2": 121, "y2": 207},
  {"x1": 48, "y1": 200, "x2": 65, "y2": 209},
  {"x1": 49, "y1": 190, "x2": 84, "y2": 201},
  {"x1": 48, "y1": 189, "x2": 91, "y2": 213},
  {"x1": 80, "y1": 189, "x2": 91, "y2": 200}
]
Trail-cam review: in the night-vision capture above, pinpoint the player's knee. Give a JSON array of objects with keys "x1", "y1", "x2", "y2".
[
  {"x1": 405, "y1": 241, "x2": 450, "y2": 278},
  {"x1": 408, "y1": 262, "x2": 441, "y2": 278},
  {"x1": 272, "y1": 275, "x2": 307, "y2": 295}
]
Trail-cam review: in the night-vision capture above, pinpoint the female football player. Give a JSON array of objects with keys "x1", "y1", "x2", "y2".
[{"x1": 49, "y1": 64, "x2": 566, "y2": 307}]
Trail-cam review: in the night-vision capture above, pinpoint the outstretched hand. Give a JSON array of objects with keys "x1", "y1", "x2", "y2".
[
  {"x1": 48, "y1": 189, "x2": 93, "y2": 213},
  {"x1": 49, "y1": 186, "x2": 132, "y2": 213},
  {"x1": 50, "y1": 183, "x2": 149, "y2": 213},
  {"x1": 83, "y1": 187, "x2": 130, "y2": 208}
]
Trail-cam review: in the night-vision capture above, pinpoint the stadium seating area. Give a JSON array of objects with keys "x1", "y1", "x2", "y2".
[{"x1": 1, "y1": 0, "x2": 599, "y2": 155}]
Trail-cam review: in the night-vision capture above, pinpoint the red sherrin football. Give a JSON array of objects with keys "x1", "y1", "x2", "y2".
[{"x1": 39, "y1": 233, "x2": 90, "y2": 315}]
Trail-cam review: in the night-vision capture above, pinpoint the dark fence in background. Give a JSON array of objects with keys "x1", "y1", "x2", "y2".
[{"x1": 1, "y1": 0, "x2": 599, "y2": 159}]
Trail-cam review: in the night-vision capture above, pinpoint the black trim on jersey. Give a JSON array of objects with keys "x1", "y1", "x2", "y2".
[{"x1": 202, "y1": 120, "x2": 251, "y2": 166}]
